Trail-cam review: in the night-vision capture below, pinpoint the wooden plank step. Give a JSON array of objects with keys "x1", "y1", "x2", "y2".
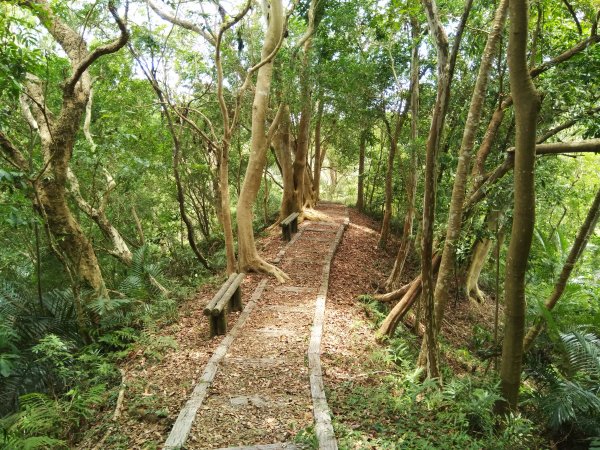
[
  {"x1": 301, "y1": 237, "x2": 333, "y2": 242},
  {"x1": 223, "y1": 356, "x2": 286, "y2": 366},
  {"x1": 303, "y1": 227, "x2": 338, "y2": 233},
  {"x1": 249, "y1": 327, "x2": 302, "y2": 337},
  {"x1": 283, "y1": 258, "x2": 327, "y2": 265},
  {"x1": 212, "y1": 443, "x2": 301, "y2": 450},
  {"x1": 261, "y1": 305, "x2": 313, "y2": 313},
  {"x1": 304, "y1": 221, "x2": 338, "y2": 227},
  {"x1": 274, "y1": 286, "x2": 317, "y2": 293}
]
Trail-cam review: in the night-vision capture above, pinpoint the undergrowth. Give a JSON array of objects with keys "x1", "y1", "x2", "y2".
[
  {"x1": 325, "y1": 329, "x2": 543, "y2": 450},
  {"x1": 0, "y1": 245, "x2": 195, "y2": 449}
]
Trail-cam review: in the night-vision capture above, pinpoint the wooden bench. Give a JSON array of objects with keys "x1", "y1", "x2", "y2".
[
  {"x1": 203, "y1": 272, "x2": 245, "y2": 337},
  {"x1": 280, "y1": 212, "x2": 299, "y2": 241}
]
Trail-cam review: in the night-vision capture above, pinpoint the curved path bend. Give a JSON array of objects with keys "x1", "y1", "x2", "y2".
[{"x1": 164, "y1": 203, "x2": 348, "y2": 450}]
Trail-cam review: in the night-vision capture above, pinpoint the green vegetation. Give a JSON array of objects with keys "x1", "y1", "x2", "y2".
[{"x1": 1, "y1": 0, "x2": 599, "y2": 448}]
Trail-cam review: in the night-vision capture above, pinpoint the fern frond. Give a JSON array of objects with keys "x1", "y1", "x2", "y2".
[{"x1": 560, "y1": 330, "x2": 600, "y2": 377}]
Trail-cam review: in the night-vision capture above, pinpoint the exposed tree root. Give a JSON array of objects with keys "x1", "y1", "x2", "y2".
[
  {"x1": 376, "y1": 275, "x2": 423, "y2": 341},
  {"x1": 241, "y1": 256, "x2": 290, "y2": 283},
  {"x1": 467, "y1": 284, "x2": 486, "y2": 305},
  {"x1": 373, "y1": 282, "x2": 411, "y2": 302},
  {"x1": 376, "y1": 254, "x2": 441, "y2": 340},
  {"x1": 301, "y1": 208, "x2": 334, "y2": 222},
  {"x1": 404, "y1": 312, "x2": 425, "y2": 336}
]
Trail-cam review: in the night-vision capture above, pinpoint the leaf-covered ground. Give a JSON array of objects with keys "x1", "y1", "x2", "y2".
[{"x1": 78, "y1": 206, "x2": 502, "y2": 449}]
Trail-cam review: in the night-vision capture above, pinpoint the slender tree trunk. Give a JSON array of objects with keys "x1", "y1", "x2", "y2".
[
  {"x1": 523, "y1": 185, "x2": 600, "y2": 351},
  {"x1": 153, "y1": 86, "x2": 211, "y2": 270},
  {"x1": 294, "y1": 99, "x2": 312, "y2": 211},
  {"x1": 356, "y1": 131, "x2": 367, "y2": 212},
  {"x1": 379, "y1": 107, "x2": 408, "y2": 249},
  {"x1": 465, "y1": 209, "x2": 504, "y2": 304},
  {"x1": 274, "y1": 106, "x2": 297, "y2": 221},
  {"x1": 378, "y1": 119, "x2": 397, "y2": 249},
  {"x1": 417, "y1": 0, "x2": 450, "y2": 380},
  {"x1": 498, "y1": 0, "x2": 541, "y2": 413},
  {"x1": 367, "y1": 129, "x2": 386, "y2": 210},
  {"x1": 236, "y1": 0, "x2": 287, "y2": 282},
  {"x1": 432, "y1": 0, "x2": 508, "y2": 332},
  {"x1": 386, "y1": 17, "x2": 420, "y2": 289},
  {"x1": 219, "y1": 140, "x2": 237, "y2": 273},
  {"x1": 313, "y1": 99, "x2": 324, "y2": 202}
]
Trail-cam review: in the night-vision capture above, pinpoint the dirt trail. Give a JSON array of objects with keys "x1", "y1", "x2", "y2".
[{"x1": 164, "y1": 203, "x2": 348, "y2": 450}]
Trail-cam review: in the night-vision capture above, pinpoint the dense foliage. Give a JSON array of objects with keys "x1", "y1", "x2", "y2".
[{"x1": 0, "y1": 0, "x2": 598, "y2": 448}]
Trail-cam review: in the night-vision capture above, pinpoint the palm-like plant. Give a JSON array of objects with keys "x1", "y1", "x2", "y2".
[{"x1": 532, "y1": 329, "x2": 600, "y2": 440}]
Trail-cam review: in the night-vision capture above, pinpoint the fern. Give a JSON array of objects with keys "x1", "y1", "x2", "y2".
[
  {"x1": 119, "y1": 245, "x2": 167, "y2": 299},
  {"x1": 533, "y1": 329, "x2": 600, "y2": 437},
  {"x1": 560, "y1": 330, "x2": 600, "y2": 377}
]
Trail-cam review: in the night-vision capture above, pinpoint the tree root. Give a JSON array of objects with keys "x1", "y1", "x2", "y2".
[
  {"x1": 242, "y1": 256, "x2": 290, "y2": 283},
  {"x1": 467, "y1": 283, "x2": 486, "y2": 305},
  {"x1": 301, "y1": 208, "x2": 334, "y2": 222},
  {"x1": 376, "y1": 275, "x2": 423, "y2": 341},
  {"x1": 376, "y1": 254, "x2": 441, "y2": 341},
  {"x1": 373, "y1": 282, "x2": 411, "y2": 302}
]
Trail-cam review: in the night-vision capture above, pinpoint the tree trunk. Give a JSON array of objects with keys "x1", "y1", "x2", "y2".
[
  {"x1": 274, "y1": 106, "x2": 297, "y2": 221},
  {"x1": 356, "y1": 131, "x2": 367, "y2": 212},
  {"x1": 236, "y1": 0, "x2": 287, "y2": 282},
  {"x1": 523, "y1": 185, "x2": 600, "y2": 352},
  {"x1": 367, "y1": 129, "x2": 386, "y2": 210},
  {"x1": 378, "y1": 119, "x2": 397, "y2": 249},
  {"x1": 313, "y1": 99, "x2": 324, "y2": 202},
  {"x1": 464, "y1": 209, "x2": 504, "y2": 304},
  {"x1": 219, "y1": 140, "x2": 237, "y2": 273},
  {"x1": 379, "y1": 107, "x2": 408, "y2": 249},
  {"x1": 417, "y1": 0, "x2": 450, "y2": 380},
  {"x1": 6, "y1": 1, "x2": 128, "y2": 302},
  {"x1": 432, "y1": 0, "x2": 508, "y2": 333},
  {"x1": 498, "y1": 0, "x2": 541, "y2": 413},
  {"x1": 294, "y1": 100, "x2": 312, "y2": 211},
  {"x1": 36, "y1": 176, "x2": 109, "y2": 297},
  {"x1": 386, "y1": 16, "x2": 420, "y2": 289},
  {"x1": 378, "y1": 254, "x2": 441, "y2": 339}
]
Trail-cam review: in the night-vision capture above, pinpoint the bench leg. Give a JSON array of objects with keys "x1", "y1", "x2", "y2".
[
  {"x1": 216, "y1": 312, "x2": 227, "y2": 335},
  {"x1": 209, "y1": 316, "x2": 218, "y2": 338},
  {"x1": 291, "y1": 217, "x2": 298, "y2": 233},
  {"x1": 282, "y1": 224, "x2": 291, "y2": 241},
  {"x1": 230, "y1": 287, "x2": 243, "y2": 312}
]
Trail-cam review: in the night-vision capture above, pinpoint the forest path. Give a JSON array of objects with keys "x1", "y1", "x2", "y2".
[{"x1": 164, "y1": 203, "x2": 348, "y2": 450}]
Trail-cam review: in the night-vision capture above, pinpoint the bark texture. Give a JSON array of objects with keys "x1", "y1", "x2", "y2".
[
  {"x1": 418, "y1": 0, "x2": 450, "y2": 379},
  {"x1": 273, "y1": 106, "x2": 297, "y2": 221},
  {"x1": 386, "y1": 16, "x2": 420, "y2": 289},
  {"x1": 499, "y1": 0, "x2": 541, "y2": 412},
  {"x1": 433, "y1": 0, "x2": 508, "y2": 332},
  {"x1": 378, "y1": 106, "x2": 408, "y2": 249},
  {"x1": 2, "y1": 1, "x2": 128, "y2": 300},
  {"x1": 356, "y1": 131, "x2": 367, "y2": 212},
  {"x1": 465, "y1": 209, "x2": 504, "y2": 304},
  {"x1": 236, "y1": 0, "x2": 288, "y2": 282}
]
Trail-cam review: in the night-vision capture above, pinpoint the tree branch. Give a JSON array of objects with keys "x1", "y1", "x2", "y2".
[
  {"x1": 0, "y1": 131, "x2": 30, "y2": 171},
  {"x1": 508, "y1": 139, "x2": 600, "y2": 155},
  {"x1": 65, "y1": 2, "x2": 129, "y2": 94},
  {"x1": 147, "y1": 0, "x2": 216, "y2": 45}
]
